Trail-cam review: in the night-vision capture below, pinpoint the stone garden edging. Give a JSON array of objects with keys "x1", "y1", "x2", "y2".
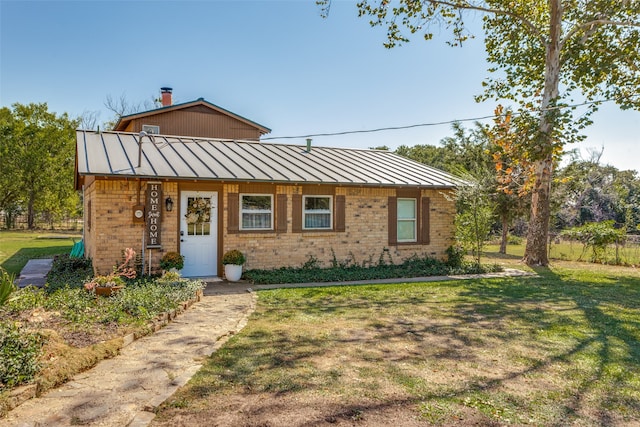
[{"x1": 2, "y1": 288, "x2": 204, "y2": 414}]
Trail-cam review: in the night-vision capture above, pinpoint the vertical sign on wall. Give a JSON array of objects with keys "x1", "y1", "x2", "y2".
[{"x1": 146, "y1": 182, "x2": 162, "y2": 248}]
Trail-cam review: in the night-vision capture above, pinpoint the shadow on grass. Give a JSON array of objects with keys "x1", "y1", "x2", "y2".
[
  {"x1": 1, "y1": 246, "x2": 71, "y2": 276},
  {"x1": 168, "y1": 269, "x2": 640, "y2": 425},
  {"x1": 449, "y1": 267, "x2": 640, "y2": 425}
]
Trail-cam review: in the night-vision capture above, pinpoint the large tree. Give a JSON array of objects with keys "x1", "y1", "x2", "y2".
[
  {"x1": 0, "y1": 107, "x2": 23, "y2": 228},
  {"x1": 324, "y1": 0, "x2": 640, "y2": 266},
  {"x1": 553, "y1": 155, "x2": 640, "y2": 232},
  {"x1": 0, "y1": 103, "x2": 78, "y2": 229}
]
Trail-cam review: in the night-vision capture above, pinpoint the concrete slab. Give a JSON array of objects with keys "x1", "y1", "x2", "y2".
[{"x1": 15, "y1": 259, "x2": 53, "y2": 288}]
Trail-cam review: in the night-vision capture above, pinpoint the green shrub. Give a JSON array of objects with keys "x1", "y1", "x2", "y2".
[
  {"x1": 0, "y1": 267, "x2": 17, "y2": 306},
  {"x1": 0, "y1": 322, "x2": 43, "y2": 391},
  {"x1": 561, "y1": 221, "x2": 625, "y2": 263},
  {"x1": 156, "y1": 271, "x2": 185, "y2": 285},
  {"x1": 445, "y1": 245, "x2": 465, "y2": 268},
  {"x1": 108, "y1": 279, "x2": 205, "y2": 323},
  {"x1": 222, "y1": 250, "x2": 246, "y2": 265},
  {"x1": 507, "y1": 235, "x2": 523, "y2": 245},
  {"x1": 38, "y1": 278, "x2": 205, "y2": 326},
  {"x1": 244, "y1": 253, "x2": 502, "y2": 285},
  {"x1": 160, "y1": 252, "x2": 184, "y2": 270},
  {"x1": 44, "y1": 288, "x2": 96, "y2": 323},
  {"x1": 0, "y1": 277, "x2": 204, "y2": 394},
  {"x1": 2, "y1": 286, "x2": 46, "y2": 313},
  {"x1": 45, "y1": 254, "x2": 93, "y2": 293}
]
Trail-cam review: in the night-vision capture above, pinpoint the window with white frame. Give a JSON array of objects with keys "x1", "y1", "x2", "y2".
[
  {"x1": 397, "y1": 198, "x2": 417, "y2": 242},
  {"x1": 142, "y1": 125, "x2": 160, "y2": 134},
  {"x1": 303, "y1": 195, "x2": 332, "y2": 230},
  {"x1": 240, "y1": 194, "x2": 273, "y2": 230}
]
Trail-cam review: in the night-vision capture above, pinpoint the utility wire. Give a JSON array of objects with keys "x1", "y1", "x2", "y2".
[{"x1": 261, "y1": 98, "x2": 619, "y2": 141}]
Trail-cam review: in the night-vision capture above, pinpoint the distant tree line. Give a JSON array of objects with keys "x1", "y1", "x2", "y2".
[{"x1": 0, "y1": 103, "x2": 80, "y2": 229}]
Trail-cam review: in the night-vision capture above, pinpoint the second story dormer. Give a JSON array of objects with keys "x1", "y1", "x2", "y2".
[{"x1": 113, "y1": 87, "x2": 271, "y2": 140}]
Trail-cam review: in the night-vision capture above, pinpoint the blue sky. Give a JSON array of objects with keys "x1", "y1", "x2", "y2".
[{"x1": 1, "y1": 0, "x2": 638, "y2": 172}]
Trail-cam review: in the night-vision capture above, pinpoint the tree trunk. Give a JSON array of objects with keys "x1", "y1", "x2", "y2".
[
  {"x1": 27, "y1": 190, "x2": 35, "y2": 230},
  {"x1": 523, "y1": 0, "x2": 562, "y2": 267},
  {"x1": 499, "y1": 214, "x2": 509, "y2": 254},
  {"x1": 524, "y1": 156, "x2": 553, "y2": 265}
]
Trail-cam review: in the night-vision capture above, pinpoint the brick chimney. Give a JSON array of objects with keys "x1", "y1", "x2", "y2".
[{"x1": 160, "y1": 87, "x2": 173, "y2": 107}]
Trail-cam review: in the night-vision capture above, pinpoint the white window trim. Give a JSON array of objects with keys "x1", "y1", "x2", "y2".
[
  {"x1": 302, "y1": 195, "x2": 333, "y2": 230},
  {"x1": 240, "y1": 193, "x2": 274, "y2": 230},
  {"x1": 142, "y1": 124, "x2": 160, "y2": 134},
  {"x1": 397, "y1": 198, "x2": 417, "y2": 243}
]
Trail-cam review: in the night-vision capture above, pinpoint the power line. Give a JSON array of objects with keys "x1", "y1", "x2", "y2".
[{"x1": 261, "y1": 98, "x2": 618, "y2": 141}]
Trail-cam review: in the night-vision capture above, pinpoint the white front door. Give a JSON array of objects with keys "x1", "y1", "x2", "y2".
[{"x1": 180, "y1": 191, "x2": 217, "y2": 277}]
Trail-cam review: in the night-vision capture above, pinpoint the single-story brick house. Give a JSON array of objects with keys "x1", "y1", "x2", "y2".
[{"x1": 75, "y1": 90, "x2": 461, "y2": 277}]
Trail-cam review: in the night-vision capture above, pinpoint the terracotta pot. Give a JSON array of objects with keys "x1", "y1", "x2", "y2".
[{"x1": 94, "y1": 286, "x2": 123, "y2": 297}]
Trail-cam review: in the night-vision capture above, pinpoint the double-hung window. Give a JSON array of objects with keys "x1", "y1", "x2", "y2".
[
  {"x1": 303, "y1": 195, "x2": 332, "y2": 230},
  {"x1": 397, "y1": 198, "x2": 417, "y2": 242},
  {"x1": 240, "y1": 194, "x2": 273, "y2": 230}
]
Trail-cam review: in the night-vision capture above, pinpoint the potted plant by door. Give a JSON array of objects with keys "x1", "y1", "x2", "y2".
[
  {"x1": 222, "y1": 250, "x2": 245, "y2": 282},
  {"x1": 160, "y1": 251, "x2": 184, "y2": 274}
]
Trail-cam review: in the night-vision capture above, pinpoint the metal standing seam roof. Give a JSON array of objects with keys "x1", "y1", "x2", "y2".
[{"x1": 76, "y1": 130, "x2": 464, "y2": 188}]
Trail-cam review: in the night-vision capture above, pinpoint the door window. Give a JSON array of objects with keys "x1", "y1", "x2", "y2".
[{"x1": 185, "y1": 197, "x2": 212, "y2": 236}]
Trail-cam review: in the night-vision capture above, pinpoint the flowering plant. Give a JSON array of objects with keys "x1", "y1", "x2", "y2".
[
  {"x1": 84, "y1": 248, "x2": 137, "y2": 291},
  {"x1": 160, "y1": 251, "x2": 184, "y2": 270},
  {"x1": 185, "y1": 197, "x2": 211, "y2": 224}
]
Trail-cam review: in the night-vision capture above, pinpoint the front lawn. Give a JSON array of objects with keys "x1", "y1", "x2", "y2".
[
  {"x1": 0, "y1": 231, "x2": 80, "y2": 276},
  {"x1": 154, "y1": 262, "x2": 640, "y2": 426}
]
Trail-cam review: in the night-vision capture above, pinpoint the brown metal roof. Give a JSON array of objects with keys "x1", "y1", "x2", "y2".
[{"x1": 76, "y1": 130, "x2": 463, "y2": 188}]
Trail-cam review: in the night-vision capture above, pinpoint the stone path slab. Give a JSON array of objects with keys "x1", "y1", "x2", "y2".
[
  {"x1": 0, "y1": 283, "x2": 255, "y2": 427},
  {"x1": 15, "y1": 259, "x2": 53, "y2": 288}
]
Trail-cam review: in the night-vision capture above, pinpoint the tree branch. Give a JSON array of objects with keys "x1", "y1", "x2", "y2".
[
  {"x1": 562, "y1": 17, "x2": 640, "y2": 46},
  {"x1": 424, "y1": 0, "x2": 544, "y2": 42}
]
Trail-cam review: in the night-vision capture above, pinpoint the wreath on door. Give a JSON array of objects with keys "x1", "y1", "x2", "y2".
[{"x1": 185, "y1": 197, "x2": 211, "y2": 224}]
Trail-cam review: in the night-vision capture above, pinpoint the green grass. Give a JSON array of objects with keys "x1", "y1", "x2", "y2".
[
  {"x1": 0, "y1": 231, "x2": 80, "y2": 275},
  {"x1": 485, "y1": 239, "x2": 640, "y2": 265},
  {"x1": 156, "y1": 262, "x2": 640, "y2": 426}
]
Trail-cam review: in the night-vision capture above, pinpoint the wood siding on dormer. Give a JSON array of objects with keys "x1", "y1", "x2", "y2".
[{"x1": 122, "y1": 106, "x2": 262, "y2": 140}]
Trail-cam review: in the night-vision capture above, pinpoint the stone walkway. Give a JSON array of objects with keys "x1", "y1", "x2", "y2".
[{"x1": 0, "y1": 283, "x2": 256, "y2": 427}]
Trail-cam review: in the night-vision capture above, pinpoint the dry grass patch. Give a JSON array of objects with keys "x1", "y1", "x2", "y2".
[{"x1": 154, "y1": 266, "x2": 640, "y2": 426}]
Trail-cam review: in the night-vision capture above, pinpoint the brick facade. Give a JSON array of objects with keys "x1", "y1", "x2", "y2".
[
  {"x1": 83, "y1": 179, "x2": 179, "y2": 275},
  {"x1": 224, "y1": 185, "x2": 455, "y2": 270},
  {"x1": 84, "y1": 178, "x2": 455, "y2": 275}
]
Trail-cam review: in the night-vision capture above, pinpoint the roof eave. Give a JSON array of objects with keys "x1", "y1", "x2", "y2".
[{"x1": 75, "y1": 172, "x2": 458, "y2": 189}]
